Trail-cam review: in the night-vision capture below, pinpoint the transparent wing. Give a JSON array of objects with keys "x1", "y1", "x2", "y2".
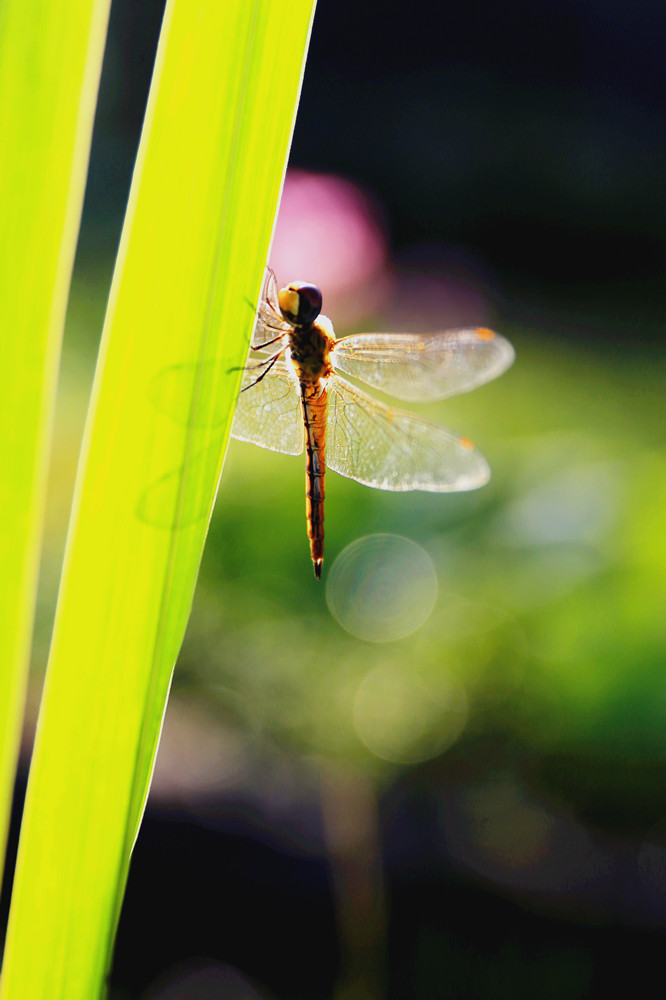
[
  {"x1": 330, "y1": 329, "x2": 515, "y2": 402},
  {"x1": 325, "y1": 373, "x2": 489, "y2": 492},
  {"x1": 251, "y1": 267, "x2": 293, "y2": 349},
  {"x1": 231, "y1": 355, "x2": 304, "y2": 455}
]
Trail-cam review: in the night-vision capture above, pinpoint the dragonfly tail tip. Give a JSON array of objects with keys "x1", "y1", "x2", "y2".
[{"x1": 313, "y1": 558, "x2": 323, "y2": 580}]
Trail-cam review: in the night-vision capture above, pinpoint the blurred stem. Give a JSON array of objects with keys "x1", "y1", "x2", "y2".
[{"x1": 320, "y1": 763, "x2": 387, "y2": 1000}]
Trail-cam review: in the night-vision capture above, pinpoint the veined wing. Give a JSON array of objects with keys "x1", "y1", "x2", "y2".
[
  {"x1": 251, "y1": 267, "x2": 293, "y2": 349},
  {"x1": 231, "y1": 355, "x2": 304, "y2": 455},
  {"x1": 325, "y1": 373, "x2": 489, "y2": 492},
  {"x1": 330, "y1": 329, "x2": 515, "y2": 402}
]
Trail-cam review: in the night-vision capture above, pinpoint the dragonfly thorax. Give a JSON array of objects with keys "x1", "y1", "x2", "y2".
[{"x1": 288, "y1": 315, "x2": 336, "y2": 383}]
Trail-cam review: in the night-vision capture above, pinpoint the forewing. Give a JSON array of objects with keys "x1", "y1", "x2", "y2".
[
  {"x1": 325, "y1": 374, "x2": 489, "y2": 492},
  {"x1": 231, "y1": 355, "x2": 304, "y2": 455},
  {"x1": 331, "y1": 329, "x2": 515, "y2": 402}
]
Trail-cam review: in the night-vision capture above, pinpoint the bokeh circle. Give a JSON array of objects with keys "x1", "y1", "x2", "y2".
[
  {"x1": 353, "y1": 663, "x2": 468, "y2": 764},
  {"x1": 326, "y1": 534, "x2": 438, "y2": 642}
]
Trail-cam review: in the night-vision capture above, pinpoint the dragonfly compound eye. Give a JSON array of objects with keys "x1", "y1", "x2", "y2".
[{"x1": 279, "y1": 282, "x2": 323, "y2": 327}]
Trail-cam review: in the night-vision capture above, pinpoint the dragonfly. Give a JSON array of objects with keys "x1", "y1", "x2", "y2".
[{"x1": 231, "y1": 268, "x2": 515, "y2": 578}]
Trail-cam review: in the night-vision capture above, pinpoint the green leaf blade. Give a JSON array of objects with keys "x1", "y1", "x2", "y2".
[
  {"x1": 0, "y1": 2, "x2": 316, "y2": 998},
  {"x1": 0, "y1": 0, "x2": 110, "y2": 883}
]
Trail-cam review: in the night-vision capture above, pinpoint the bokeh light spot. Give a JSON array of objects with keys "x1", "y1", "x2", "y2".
[
  {"x1": 353, "y1": 664, "x2": 468, "y2": 764},
  {"x1": 326, "y1": 534, "x2": 437, "y2": 642},
  {"x1": 493, "y1": 459, "x2": 623, "y2": 548}
]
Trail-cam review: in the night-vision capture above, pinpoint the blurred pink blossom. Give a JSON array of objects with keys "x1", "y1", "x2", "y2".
[{"x1": 270, "y1": 169, "x2": 390, "y2": 328}]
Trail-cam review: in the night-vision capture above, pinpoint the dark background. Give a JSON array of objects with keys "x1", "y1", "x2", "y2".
[{"x1": 87, "y1": 0, "x2": 666, "y2": 328}]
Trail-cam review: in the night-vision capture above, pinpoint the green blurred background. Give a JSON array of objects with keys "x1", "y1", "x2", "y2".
[{"x1": 7, "y1": 0, "x2": 666, "y2": 997}]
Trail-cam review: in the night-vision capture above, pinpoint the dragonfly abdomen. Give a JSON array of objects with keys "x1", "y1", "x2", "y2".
[{"x1": 301, "y1": 382, "x2": 327, "y2": 579}]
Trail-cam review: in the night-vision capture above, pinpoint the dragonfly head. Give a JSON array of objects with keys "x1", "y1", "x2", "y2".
[{"x1": 278, "y1": 281, "x2": 323, "y2": 327}]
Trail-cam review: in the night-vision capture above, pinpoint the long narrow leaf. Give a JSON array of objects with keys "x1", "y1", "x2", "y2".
[
  {"x1": 0, "y1": 1, "x2": 316, "y2": 997},
  {"x1": 0, "y1": 0, "x2": 111, "y2": 879}
]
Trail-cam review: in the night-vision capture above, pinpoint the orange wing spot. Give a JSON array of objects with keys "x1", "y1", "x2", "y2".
[
  {"x1": 476, "y1": 327, "x2": 495, "y2": 341},
  {"x1": 459, "y1": 436, "x2": 475, "y2": 450}
]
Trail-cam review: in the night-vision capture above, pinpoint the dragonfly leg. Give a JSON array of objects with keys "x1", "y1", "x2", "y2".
[
  {"x1": 240, "y1": 349, "x2": 286, "y2": 392},
  {"x1": 227, "y1": 353, "x2": 275, "y2": 375},
  {"x1": 251, "y1": 332, "x2": 288, "y2": 351}
]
